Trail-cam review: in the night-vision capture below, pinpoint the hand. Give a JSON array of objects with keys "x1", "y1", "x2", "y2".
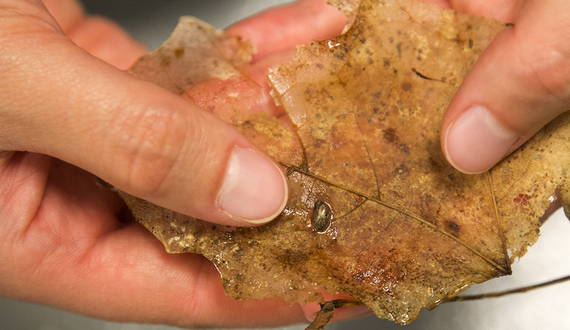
[
  {"x1": 1, "y1": 0, "x2": 288, "y2": 228},
  {"x1": 435, "y1": 0, "x2": 570, "y2": 174},
  {"x1": 0, "y1": 0, "x2": 360, "y2": 327}
]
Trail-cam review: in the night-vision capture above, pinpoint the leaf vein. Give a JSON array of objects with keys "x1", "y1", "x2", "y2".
[{"x1": 283, "y1": 163, "x2": 510, "y2": 273}]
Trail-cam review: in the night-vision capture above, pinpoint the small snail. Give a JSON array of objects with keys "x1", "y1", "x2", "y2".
[{"x1": 311, "y1": 199, "x2": 332, "y2": 232}]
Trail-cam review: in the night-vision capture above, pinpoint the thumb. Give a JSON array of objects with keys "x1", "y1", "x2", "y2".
[
  {"x1": 0, "y1": 3, "x2": 287, "y2": 226},
  {"x1": 441, "y1": 0, "x2": 570, "y2": 174}
]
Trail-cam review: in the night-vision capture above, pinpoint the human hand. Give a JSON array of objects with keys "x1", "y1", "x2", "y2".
[
  {"x1": 0, "y1": 0, "x2": 364, "y2": 327},
  {"x1": 1, "y1": 0, "x2": 290, "y2": 228},
  {"x1": 435, "y1": 0, "x2": 570, "y2": 174}
]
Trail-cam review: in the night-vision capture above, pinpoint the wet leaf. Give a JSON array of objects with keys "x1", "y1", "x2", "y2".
[{"x1": 122, "y1": 0, "x2": 570, "y2": 326}]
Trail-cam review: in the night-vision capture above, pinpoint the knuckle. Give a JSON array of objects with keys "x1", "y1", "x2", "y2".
[
  {"x1": 521, "y1": 44, "x2": 570, "y2": 103},
  {"x1": 116, "y1": 107, "x2": 189, "y2": 197}
]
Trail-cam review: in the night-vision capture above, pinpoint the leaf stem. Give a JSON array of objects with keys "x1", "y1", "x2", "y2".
[{"x1": 447, "y1": 274, "x2": 570, "y2": 302}]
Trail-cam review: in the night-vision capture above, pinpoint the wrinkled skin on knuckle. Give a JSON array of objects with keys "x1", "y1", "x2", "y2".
[
  {"x1": 527, "y1": 48, "x2": 570, "y2": 106},
  {"x1": 116, "y1": 106, "x2": 189, "y2": 197},
  {"x1": 512, "y1": 17, "x2": 570, "y2": 107},
  {"x1": 0, "y1": 0, "x2": 64, "y2": 36}
]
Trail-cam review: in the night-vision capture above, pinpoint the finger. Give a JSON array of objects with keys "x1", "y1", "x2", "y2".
[
  {"x1": 445, "y1": 0, "x2": 525, "y2": 22},
  {"x1": 1, "y1": 160, "x2": 304, "y2": 327},
  {"x1": 40, "y1": 0, "x2": 85, "y2": 34},
  {"x1": 419, "y1": 0, "x2": 452, "y2": 9},
  {"x1": 64, "y1": 16, "x2": 148, "y2": 70},
  {"x1": 244, "y1": 48, "x2": 297, "y2": 91},
  {"x1": 0, "y1": 2, "x2": 287, "y2": 226},
  {"x1": 42, "y1": 0, "x2": 147, "y2": 69},
  {"x1": 441, "y1": 0, "x2": 570, "y2": 173},
  {"x1": 226, "y1": 0, "x2": 347, "y2": 62},
  {"x1": 182, "y1": 49, "x2": 294, "y2": 121}
]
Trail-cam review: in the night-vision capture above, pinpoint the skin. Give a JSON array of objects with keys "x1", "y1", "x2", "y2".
[
  {"x1": 0, "y1": 0, "x2": 567, "y2": 328},
  {"x1": 437, "y1": 0, "x2": 570, "y2": 173}
]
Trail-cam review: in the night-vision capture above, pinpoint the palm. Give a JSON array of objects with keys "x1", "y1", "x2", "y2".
[
  {"x1": 0, "y1": 151, "x2": 307, "y2": 326},
  {"x1": 0, "y1": 153, "x2": 182, "y2": 317}
]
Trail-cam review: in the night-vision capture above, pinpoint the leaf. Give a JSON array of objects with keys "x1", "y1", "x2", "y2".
[
  {"x1": 128, "y1": 16, "x2": 272, "y2": 124},
  {"x1": 122, "y1": 0, "x2": 570, "y2": 326}
]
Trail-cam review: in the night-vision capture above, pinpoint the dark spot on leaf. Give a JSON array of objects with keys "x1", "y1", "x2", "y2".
[
  {"x1": 446, "y1": 220, "x2": 460, "y2": 234},
  {"x1": 513, "y1": 194, "x2": 532, "y2": 205},
  {"x1": 334, "y1": 52, "x2": 346, "y2": 60},
  {"x1": 395, "y1": 164, "x2": 409, "y2": 177},
  {"x1": 279, "y1": 249, "x2": 310, "y2": 267},
  {"x1": 314, "y1": 139, "x2": 327, "y2": 149},
  {"x1": 160, "y1": 55, "x2": 171, "y2": 67},
  {"x1": 384, "y1": 128, "x2": 398, "y2": 143},
  {"x1": 401, "y1": 82, "x2": 412, "y2": 91},
  {"x1": 174, "y1": 47, "x2": 185, "y2": 58}
]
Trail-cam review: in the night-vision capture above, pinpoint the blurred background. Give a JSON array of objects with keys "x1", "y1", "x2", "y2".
[{"x1": 1, "y1": 1, "x2": 569, "y2": 329}]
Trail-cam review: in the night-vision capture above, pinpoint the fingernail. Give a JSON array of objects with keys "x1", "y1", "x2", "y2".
[
  {"x1": 217, "y1": 147, "x2": 288, "y2": 224},
  {"x1": 444, "y1": 105, "x2": 519, "y2": 174}
]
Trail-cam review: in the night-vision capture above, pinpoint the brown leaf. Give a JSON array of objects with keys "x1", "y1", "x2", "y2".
[{"x1": 122, "y1": 0, "x2": 570, "y2": 326}]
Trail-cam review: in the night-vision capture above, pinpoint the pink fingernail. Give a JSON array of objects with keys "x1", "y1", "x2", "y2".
[
  {"x1": 444, "y1": 105, "x2": 519, "y2": 174},
  {"x1": 217, "y1": 147, "x2": 288, "y2": 224}
]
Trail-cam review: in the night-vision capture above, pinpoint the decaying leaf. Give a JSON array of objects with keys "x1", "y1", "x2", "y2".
[{"x1": 122, "y1": 0, "x2": 570, "y2": 326}]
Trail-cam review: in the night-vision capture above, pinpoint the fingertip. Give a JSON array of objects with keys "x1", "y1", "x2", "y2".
[
  {"x1": 216, "y1": 147, "x2": 288, "y2": 225},
  {"x1": 226, "y1": 0, "x2": 346, "y2": 62},
  {"x1": 443, "y1": 104, "x2": 519, "y2": 174},
  {"x1": 441, "y1": 3, "x2": 570, "y2": 174}
]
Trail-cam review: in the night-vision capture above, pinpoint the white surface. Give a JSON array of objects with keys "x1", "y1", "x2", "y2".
[{"x1": 1, "y1": 1, "x2": 569, "y2": 329}]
